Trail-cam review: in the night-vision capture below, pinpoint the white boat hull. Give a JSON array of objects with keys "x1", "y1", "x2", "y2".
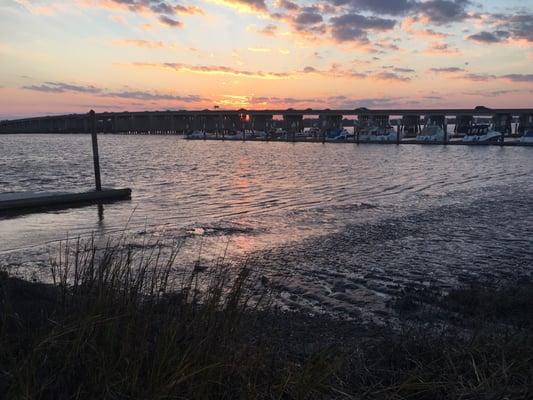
[
  {"x1": 187, "y1": 130, "x2": 206, "y2": 139},
  {"x1": 416, "y1": 127, "x2": 446, "y2": 142},
  {"x1": 520, "y1": 130, "x2": 533, "y2": 143},
  {"x1": 359, "y1": 132, "x2": 399, "y2": 142},
  {"x1": 463, "y1": 130, "x2": 501, "y2": 143}
]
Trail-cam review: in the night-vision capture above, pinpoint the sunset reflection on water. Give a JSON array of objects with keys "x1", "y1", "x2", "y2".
[{"x1": 1, "y1": 135, "x2": 532, "y2": 259}]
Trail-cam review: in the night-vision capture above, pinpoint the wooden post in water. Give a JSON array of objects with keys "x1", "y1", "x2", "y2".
[{"x1": 89, "y1": 110, "x2": 102, "y2": 191}]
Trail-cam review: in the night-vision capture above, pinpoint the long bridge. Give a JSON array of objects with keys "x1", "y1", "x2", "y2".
[{"x1": 1, "y1": 107, "x2": 533, "y2": 136}]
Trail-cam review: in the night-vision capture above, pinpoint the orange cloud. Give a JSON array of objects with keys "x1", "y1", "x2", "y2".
[
  {"x1": 132, "y1": 62, "x2": 292, "y2": 80},
  {"x1": 206, "y1": 0, "x2": 268, "y2": 14},
  {"x1": 424, "y1": 42, "x2": 462, "y2": 56},
  {"x1": 109, "y1": 15, "x2": 127, "y2": 24},
  {"x1": 129, "y1": 61, "x2": 414, "y2": 83},
  {"x1": 410, "y1": 28, "x2": 449, "y2": 40},
  {"x1": 78, "y1": 0, "x2": 203, "y2": 16},
  {"x1": 402, "y1": 16, "x2": 450, "y2": 40},
  {"x1": 217, "y1": 94, "x2": 251, "y2": 107},
  {"x1": 113, "y1": 39, "x2": 170, "y2": 49},
  {"x1": 252, "y1": 24, "x2": 278, "y2": 37},
  {"x1": 370, "y1": 72, "x2": 411, "y2": 83}
]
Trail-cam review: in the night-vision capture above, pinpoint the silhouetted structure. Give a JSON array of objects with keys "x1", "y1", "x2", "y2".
[{"x1": 1, "y1": 108, "x2": 532, "y2": 137}]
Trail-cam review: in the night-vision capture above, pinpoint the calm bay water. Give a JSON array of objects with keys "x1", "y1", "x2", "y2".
[{"x1": 1, "y1": 134, "x2": 532, "y2": 318}]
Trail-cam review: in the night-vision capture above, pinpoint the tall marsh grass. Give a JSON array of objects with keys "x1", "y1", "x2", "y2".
[
  {"x1": 1, "y1": 234, "x2": 532, "y2": 399},
  {"x1": 0, "y1": 235, "x2": 336, "y2": 399}
]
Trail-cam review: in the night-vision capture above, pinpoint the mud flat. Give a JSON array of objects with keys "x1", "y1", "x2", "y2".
[{"x1": 250, "y1": 185, "x2": 533, "y2": 323}]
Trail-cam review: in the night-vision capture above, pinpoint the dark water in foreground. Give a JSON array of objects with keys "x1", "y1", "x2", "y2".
[{"x1": 1, "y1": 134, "x2": 532, "y2": 319}]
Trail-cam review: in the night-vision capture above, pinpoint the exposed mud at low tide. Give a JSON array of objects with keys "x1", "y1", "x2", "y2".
[
  {"x1": 251, "y1": 187, "x2": 533, "y2": 323},
  {"x1": 2, "y1": 181, "x2": 532, "y2": 326}
]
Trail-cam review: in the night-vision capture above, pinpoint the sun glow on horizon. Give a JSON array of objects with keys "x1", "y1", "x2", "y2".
[{"x1": 0, "y1": 0, "x2": 532, "y2": 118}]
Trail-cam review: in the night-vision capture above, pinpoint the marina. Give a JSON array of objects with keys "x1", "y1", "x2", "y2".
[{"x1": 1, "y1": 107, "x2": 533, "y2": 146}]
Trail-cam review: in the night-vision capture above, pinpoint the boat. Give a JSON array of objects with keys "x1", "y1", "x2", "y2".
[
  {"x1": 359, "y1": 124, "x2": 400, "y2": 142},
  {"x1": 252, "y1": 130, "x2": 267, "y2": 139},
  {"x1": 186, "y1": 130, "x2": 205, "y2": 139},
  {"x1": 520, "y1": 128, "x2": 533, "y2": 143},
  {"x1": 226, "y1": 131, "x2": 244, "y2": 140},
  {"x1": 327, "y1": 128, "x2": 351, "y2": 141},
  {"x1": 295, "y1": 131, "x2": 310, "y2": 139},
  {"x1": 271, "y1": 128, "x2": 287, "y2": 140},
  {"x1": 306, "y1": 127, "x2": 320, "y2": 139},
  {"x1": 462, "y1": 124, "x2": 501, "y2": 143},
  {"x1": 416, "y1": 116, "x2": 447, "y2": 142}
]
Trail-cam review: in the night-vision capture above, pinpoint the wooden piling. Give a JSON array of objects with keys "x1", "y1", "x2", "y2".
[{"x1": 89, "y1": 110, "x2": 102, "y2": 191}]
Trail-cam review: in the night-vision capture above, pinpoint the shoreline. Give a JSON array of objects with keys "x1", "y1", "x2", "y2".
[
  {"x1": 2, "y1": 264, "x2": 532, "y2": 398},
  {"x1": 1, "y1": 180, "x2": 532, "y2": 397},
  {"x1": 2, "y1": 183, "x2": 532, "y2": 324}
]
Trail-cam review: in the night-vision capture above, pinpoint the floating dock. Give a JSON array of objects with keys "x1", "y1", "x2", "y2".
[
  {"x1": 184, "y1": 136, "x2": 532, "y2": 146},
  {"x1": 0, "y1": 188, "x2": 131, "y2": 212}
]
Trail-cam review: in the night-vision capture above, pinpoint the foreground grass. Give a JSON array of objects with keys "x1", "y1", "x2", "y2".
[
  {"x1": 1, "y1": 237, "x2": 344, "y2": 400},
  {"x1": 1, "y1": 237, "x2": 532, "y2": 399}
]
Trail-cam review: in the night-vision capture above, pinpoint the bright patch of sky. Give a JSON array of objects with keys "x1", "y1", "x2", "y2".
[{"x1": 0, "y1": 0, "x2": 532, "y2": 117}]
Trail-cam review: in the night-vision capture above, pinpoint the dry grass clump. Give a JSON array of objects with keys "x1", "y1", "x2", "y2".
[{"x1": 0, "y1": 236, "x2": 337, "y2": 400}]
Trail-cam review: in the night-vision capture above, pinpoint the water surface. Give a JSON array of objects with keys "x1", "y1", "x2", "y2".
[{"x1": 1, "y1": 134, "x2": 531, "y2": 318}]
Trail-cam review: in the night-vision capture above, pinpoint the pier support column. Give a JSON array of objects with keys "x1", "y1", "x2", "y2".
[
  {"x1": 396, "y1": 125, "x2": 401, "y2": 144},
  {"x1": 283, "y1": 114, "x2": 303, "y2": 142},
  {"x1": 455, "y1": 115, "x2": 473, "y2": 136},
  {"x1": 492, "y1": 113, "x2": 512, "y2": 138},
  {"x1": 517, "y1": 113, "x2": 533, "y2": 135},
  {"x1": 401, "y1": 115, "x2": 421, "y2": 137}
]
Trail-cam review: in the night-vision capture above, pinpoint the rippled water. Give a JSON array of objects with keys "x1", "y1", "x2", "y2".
[{"x1": 1, "y1": 134, "x2": 532, "y2": 318}]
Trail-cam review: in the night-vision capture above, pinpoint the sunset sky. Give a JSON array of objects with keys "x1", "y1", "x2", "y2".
[{"x1": 0, "y1": 0, "x2": 532, "y2": 118}]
